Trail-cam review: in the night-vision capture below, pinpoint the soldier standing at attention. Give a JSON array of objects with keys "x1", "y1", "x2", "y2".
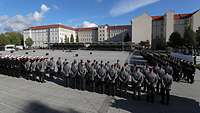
[
  {"x1": 146, "y1": 68, "x2": 158, "y2": 103},
  {"x1": 31, "y1": 58, "x2": 37, "y2": 81},
  {"x1": 88, "y1": 63, "x2": 97, "y2": 92},
  {"x1": 97, "y1": 63, "x2": 106, "y2": 94},
  {"x1": 24, "y1": 58, "x2": 31, "y2": 80},
  {"x1": 63, "y1": 59, "x2": 71, "y2": 87},
  {"x1": 161, "y1": 71, "x2": 173, "y2": 105},
  {"x1": 119, "y1": 66, "x2": 129, "y2": 97},
  {"x1": 132, "y1": 67, "x2": 144, "y2": 100},
  {"x1": 108, "y1": 65, "x2": 118, "y2": 96},
  {"x1": 78, "y1": 60, "x2": 87, "y2": 90},
  {"x1": 49, "y1": 57, "x2": 55, "y2": 79},
  {"x1": 71, "y1": 60, "x2": 78, "y2": 89},
  {"x1": 56, "y1": 57, "x2": 62, "y2": 77}
]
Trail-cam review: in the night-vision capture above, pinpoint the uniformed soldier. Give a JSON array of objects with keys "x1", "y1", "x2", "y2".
[
  {"x1": 56, "y1": 57, "x2": 62, "y2": 77},
  {"x1": 78, "y1": 60, "x2": 87, "y2": 90},
  {"x1": 24, "y1": 58, "x2": 31, "y2": 80},
  {"x1": 146, "y1": 68, "x2": 158, "y2": 103},
  {"x1": 63, "y1": 59, "x2": 71, "y2": 87},
  {"x1": 165, "y1": 63, "x2": 174, "y2": 76},
  {"x1": 88, "y1": 63, "x2": 97, "y2": 92},
  {"x1": 160, "y1": 72, "x2": 173, "y2": 105},
  {"x1": 118, "y1": 66, "x2": 129, "y2": 97},
  {"x1": 71, "y1": 60, "x2": 78, "y2": 89},
  {"x1": 107, "y1": 65, "x2": 118, "y2": 96},
  {"x1": 37, "y1": 58, "x2": 46, "y2": 83},
  {"x1": 156, "y1": 65, "x2": 165, "y2": 94},
  {"x1": 132, "y1": 67, "x2": 144, "y2": 100},
  {"x1": 30, "y1": 58, "x2": 37, "y2": 81},
  {"x1": 97, "y1": 63, "x2": 106, "y2": 94},
  {"x1": 49, "y1": 57, "x2": 55, "y2": 79}
]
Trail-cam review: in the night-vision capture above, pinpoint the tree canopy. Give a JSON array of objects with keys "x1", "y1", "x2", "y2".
[
  {"x1": 168, "y1": 32, "x2": 183, "y2": 48},
  {"x1": 65, "y1": 35, "x2": 69, "y2": 43},
  {"x1": 25, "y1": 37, "x2": 33, "y2": 48},
  {"x1": 76, "y1": 35, "x2": 79, "y2": 43},
  {"x1": 0, "y1": 32, "x2": 23, "y2": 45},
  {"x1": 183, "y1": 26, "x2": 196, "y2": 48},
  {"x1": 70, "y1": 34, "x2": 74, "y2": 43}
]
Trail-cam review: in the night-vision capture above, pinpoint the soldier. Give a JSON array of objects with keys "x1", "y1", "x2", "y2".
[
  {"x1": 97, "y1": 63, "x2": 106, "y2": 94},
  {"x1": 157, "y1": 65, "x2": 165, "y2": 94},
  {"x1": 63, "y1": 59, "x2": 71, "y2": 87},
  {"x1": 56, "y1": 57, "x2": 62, "y2": 77},
  {"x1": 107, "y1": 65, "x2": 118, "y2": 96},
  {"x1": 165, "y1": 63, "x2": 173, "y2": 76},
  {"x1": 78, "y1": 60, "x2": 87, "y2": 90},
  {"x1": 88, "y1": 63, "x2": 97, "y2": 92},
  {"x1": 85, "y1": 60, "x2": 91, "y2": 90},
  {"x1": 132, "y1": 67, "x2": 144, "y2": 100},
  {"x1": 24, "y1": 58, "x2": 31, "y2": 80},
  {"x1": 71, "y1": 60, "x2": 78, "y2": 89},
  {"x1": 118, "y1": 66, "x2": 129, "y2": 97},
  {"x1": 30, "y1": 58, "x2": 37, "y2": 81},
  {"x1": 160, "y1": 72, "x2": 173, "y2": 105},
  {"x1": 49, "y1": 57, "x2": 55, "y2": 79},
  {"x1": 37, "y1": 58, "x2": 46, "y2": 83},
  {"x1": 146, "y1": 68, "x2": 158, "y2": 103}
]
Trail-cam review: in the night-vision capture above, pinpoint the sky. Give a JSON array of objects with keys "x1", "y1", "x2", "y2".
[{"x1": 0, "y1": 0, "x2": 200, "y2": 32}]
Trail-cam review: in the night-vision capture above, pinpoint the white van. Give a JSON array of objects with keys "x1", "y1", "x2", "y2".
[{"x1": 5, "y1": 45, "x2": 15, "y2": 51}]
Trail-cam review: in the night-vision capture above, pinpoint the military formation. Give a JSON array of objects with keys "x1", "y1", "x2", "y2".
[
  {"x1": 142, "y1": 51, "x2": 196, "y2": 84},
  {"x1": 0, "y1": 53, "x2": 177, "y2": 105}
]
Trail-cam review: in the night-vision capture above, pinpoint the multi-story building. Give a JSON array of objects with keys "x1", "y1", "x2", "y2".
[
  {"x1": 23, "y1": 24, "x2": 131, "y2": 47},
  {"x1": 23, "y1": 9, "x2": 200, "y2": 48},
  {"x1": 132, "y1": 9, "x2": 200, "y2": 48},
  {"x1": 76, "y1": 27, "x2": 98, "y2": 43},
  {"x1": 23, "y1": 24, "x2": 76, "y2": 48}
]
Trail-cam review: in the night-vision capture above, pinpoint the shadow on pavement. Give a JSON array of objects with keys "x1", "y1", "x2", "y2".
[
  {"x1": 20, "y1": 101, "x2": 81, "y2": 113},
  {"x1": 111, "y1": 95, "x2": 200, "y2": 113}
]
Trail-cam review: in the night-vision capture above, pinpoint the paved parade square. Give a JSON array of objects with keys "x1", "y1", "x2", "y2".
[{"x1": 0, "y1": 50, "x2": 199, "y2": 113}]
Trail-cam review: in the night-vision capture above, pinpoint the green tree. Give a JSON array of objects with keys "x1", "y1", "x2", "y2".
[
  {"x1": 168, "y1": 32, "x2": 183, "y2": 48},
  {"x1": 5, "y1": 32, "x2": 23, "y2": 45},
  {"x1": 70, "y1": 34, "x2": 74, "y2": 43},
  {"x1": 25, "y1": 37, "x2": 33, "y2": 48},
  {"x1": 183, "y1": 26, "x2": 196, "y2": 48},
  {"x1": 76, "y1": 35, "x2": 79, "y2": 43},
  {"x1": 64, "y1": 35, "x2": 69, "y2": 43}
]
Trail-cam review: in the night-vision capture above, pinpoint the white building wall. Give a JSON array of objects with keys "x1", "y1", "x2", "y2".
[
  {"x1": 132, "y1": 13, "x2": 152, "y2": 45},
  {"x1": 164, "y1": 11, "x2": 175, "y2": 42},
  {"x1": 98, "y1": 25, "x2": 109, "y2": 42},
  {"x1": 78, "y1": 30, "x2": 98, "y2": 43},
  {"x1": 192, "y1": 10, "x2": 200, "y2": 32}
]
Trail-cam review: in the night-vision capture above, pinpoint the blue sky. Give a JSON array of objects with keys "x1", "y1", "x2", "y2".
[{"x1": 0, "y1": 0, "x2": 200, "y2": 32}]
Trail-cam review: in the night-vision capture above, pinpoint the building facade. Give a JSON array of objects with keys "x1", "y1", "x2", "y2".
[
  {"x1": 23, "y1": 9, "x2": 200, "y2": 48},
  {"x1": 23, "y1": 24, "x2": 76, "y2": 48},
  {"x1": 23, "y1": 24, "x2": 131, "y2": 47},
  {"x1": 132, "y1": 9, "x2": 200, "y2": 49}
]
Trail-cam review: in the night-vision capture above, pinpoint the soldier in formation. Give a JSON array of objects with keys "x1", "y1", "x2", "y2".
[{"x1": 0, "y1": 54, "x2": 176, "y2": 105}]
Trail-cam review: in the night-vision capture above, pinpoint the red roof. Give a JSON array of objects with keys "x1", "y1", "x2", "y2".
[
  {"x1": 151, "y1": 16, "x2": 164, "y2": 21},
  {"x1": 151, "y1": 10, "x2": 199, "y2": 21},
  {"x1": 108, "y1": 25, "x2": 131, "y2": 30},
  {"x1": 30, "y1": 24, "x2": 75, "y2": 30},
  {"x1": 76, "y1": 27, "x2": 98, "y2": 31}
]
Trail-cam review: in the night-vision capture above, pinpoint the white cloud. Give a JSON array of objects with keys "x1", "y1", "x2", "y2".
[
  {"x1": 80, "y1": 21, "x2": 98, "y2": 28},
  {"x1": 0, "y1": 4, "x2": 50, "y2": 32},
  {"x1": 110, "y1": 0, "x2": 160, "y2": 16}
]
